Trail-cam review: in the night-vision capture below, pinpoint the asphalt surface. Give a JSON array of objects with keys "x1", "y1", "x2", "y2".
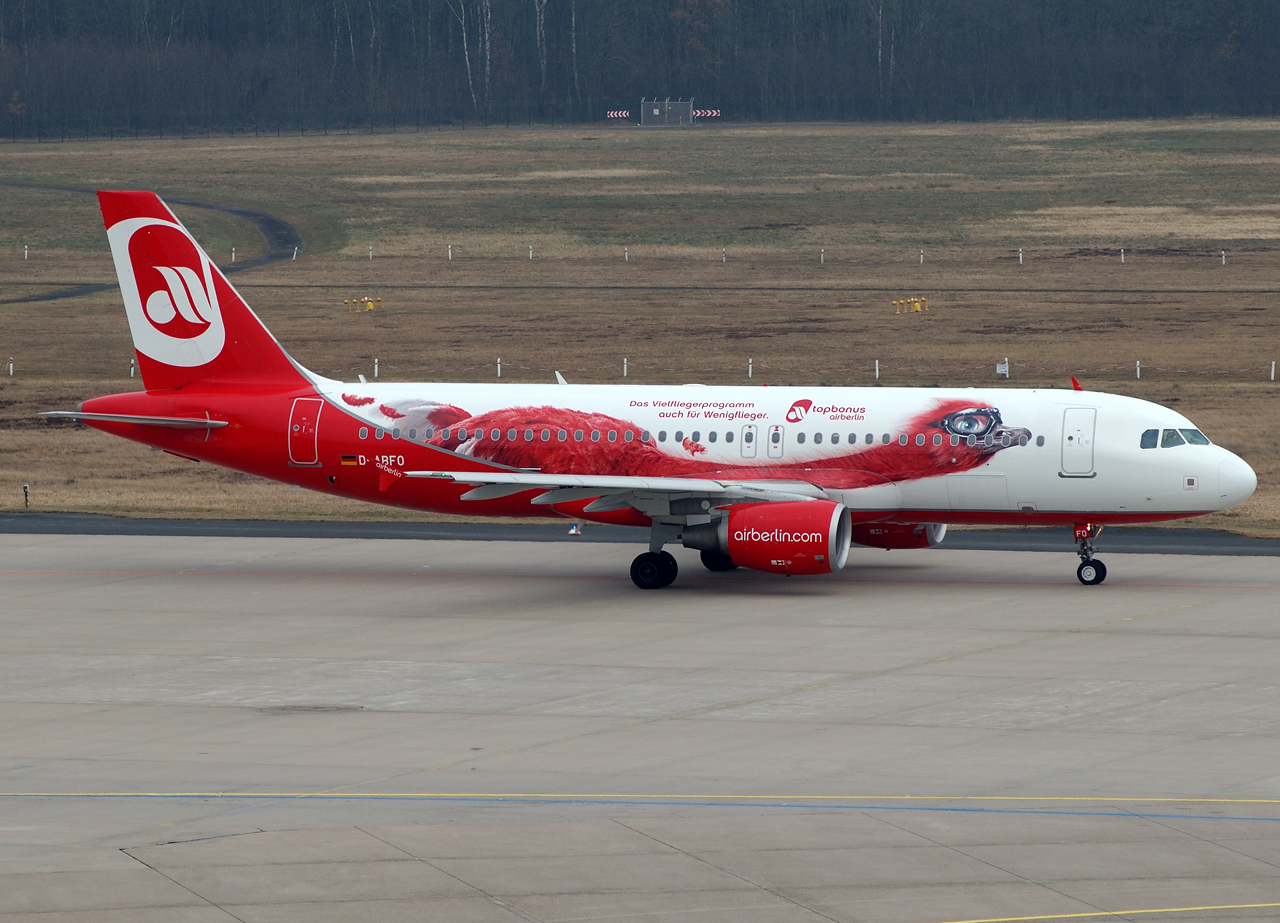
[
  {"x1": 3, "y1": 511, "x2": 1278, "y2": 556},
  {"x1": 3, "y1": 534, "x2": 1280, "y2": 922},
  {"x1": 0, "y1": 182, "x2": 304, "y2": 305}
]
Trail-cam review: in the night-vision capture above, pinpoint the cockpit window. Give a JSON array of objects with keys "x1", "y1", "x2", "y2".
[
  {"x1": 1140, "y1": 429, "x2": 1158, "y2": 449},
  {"x1": 1161, "y1": 429, "x2": 1186, "y2": 448},
  {"x1": 1180, "y1": 428, "x2": 1211, "y2": 445}
]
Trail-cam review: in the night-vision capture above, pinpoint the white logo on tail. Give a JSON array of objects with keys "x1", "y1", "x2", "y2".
[{"x1": 106, "y1": 217, "x2": 226, "y2": 368}]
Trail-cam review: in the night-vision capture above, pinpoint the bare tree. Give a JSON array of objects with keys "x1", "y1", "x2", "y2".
[
  {"x1": 444, "y1": 0, "x2": 478, "y2": 114},
  {"x1": 533, "y1": 0, "x2": 547, "y2": 93}
]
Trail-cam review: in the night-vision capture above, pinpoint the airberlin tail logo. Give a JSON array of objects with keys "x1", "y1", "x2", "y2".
[
  {"x1": 107, "y1": 218, "x2": 226, "y2": 368},
  {"x1": 785, "y1": 399, "x2": 812, "y2": 423}
]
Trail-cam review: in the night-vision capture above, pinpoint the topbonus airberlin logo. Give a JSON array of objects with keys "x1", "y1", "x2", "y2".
[
  {"x1": 785, "y1": 399, "x2": 812, "y2": 423},
  {"x1": 106, "y1": 217, "x2": 226, "y2": 368}
]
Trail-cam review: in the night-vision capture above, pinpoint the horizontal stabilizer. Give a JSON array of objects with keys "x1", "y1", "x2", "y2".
[{"x1": 40, "y1": 411, "x2": 229, "y2": 429}]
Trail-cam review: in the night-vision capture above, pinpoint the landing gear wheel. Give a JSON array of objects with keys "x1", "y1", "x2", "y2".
[
  {"x1": 658, "y1": 551, "x2": 679, "y2": 585},
  {"x1": 631, "y1": 552, "x2": 677, "y2": 589},
  {"x1": 700, "y1": 549, "x2": 738, "y2": 572},
  {"x1": 1077, "y1": 559, "x2": 1107, "y2": 586}
]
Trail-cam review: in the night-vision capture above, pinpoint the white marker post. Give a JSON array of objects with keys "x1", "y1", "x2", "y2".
[
  {"x1": 374, "y1": 358, "x2": 379, "y2": 379},
  {"x1": 293, "y1": 247, "x2": 298, "y2": 260},
  {"x1": 722, "y1": 247, "x2": 727, "y2": 264},
  {"x1": 875, "y1": 359, "x2": 880, "y2": 380},
  {"x1": 1222, "y1": 250, "x2": 1227, "y2": 265},
  {"x1": 1121, "y1": 248, "x2": 1125, "y2": 264},
  {"x1": 24, "y1": 246, "x2": 28, "y2": 260},
  {"x1": 497, "y1": 357, "x2": 502, "y2": 379},
  {"x1": 529, "y1": 245, "x2": 533, "y2": 260},
  {"x1": 231, "y1": 248, "x2": 236, "y2": 263},
  {"x1": 748, "y1": 358, "x2": 753, "y2": 379},
  {"x1": 623, "y1": 358, "x2": 628, "y2": 378},
  {"x1": 448, "y1": 244, "x2": 452, "y2": 261},
  {"x1": 1018, "y1": 248, "x2": 1023, "y2": 265},
  {"x1": 820, "y1": 248, "x2": 825, "y2": 265},
  {"x1": 1136, "y1": 360, "x2": 1141, "y2": 380},
  {"x1": 624, "y1": 247, "x2": 629, "y2": 262},
  {"x1": 919, "y1": 249, "x2": 924, "y2": 265},
  {"x1": 369, "y1": 246, "x2": 373, "y2": 260},
  {"x1": 8, "y1": 357, "x2": 13, "y2": 376},
  {"x1": 1272, "y1": 360, "x2": 1275, "y2": 382},
  {"x1": 130, "y1": 358, "x2": 135, "y2": 378}
]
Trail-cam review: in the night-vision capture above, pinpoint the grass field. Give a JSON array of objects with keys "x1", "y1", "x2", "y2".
[{"x1": 1, "y1": 121, "x2": 1277, "y2": 532}]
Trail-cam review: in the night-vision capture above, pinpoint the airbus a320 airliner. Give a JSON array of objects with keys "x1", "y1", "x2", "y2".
[{"x1": 45, "y1": 192, "x2": 1258, "y2": 588}]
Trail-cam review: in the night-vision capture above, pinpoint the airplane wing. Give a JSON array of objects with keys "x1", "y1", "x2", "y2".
[{"x1": 405, "y1": 469, "x2": 828, "y2": 512}]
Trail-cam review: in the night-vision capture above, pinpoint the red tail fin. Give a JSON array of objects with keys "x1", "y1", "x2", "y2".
[{"x1": 98, "y1": 191, "x2": 306, "y2": 391}]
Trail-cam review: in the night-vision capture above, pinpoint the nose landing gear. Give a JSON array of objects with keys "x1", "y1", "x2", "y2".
[{"x1": 1074, "y1": 523, "x2": 1107, "y2": 585}]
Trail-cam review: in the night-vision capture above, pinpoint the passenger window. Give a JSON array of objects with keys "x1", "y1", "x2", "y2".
[
  {"x1": 797, "y1": 432, "x2": 806, "y2": 444},
  {"x1": 744, "y1": 431, "x2": 752, "y2": 443},
  {"x1": 1180, "y1": 429, "x2": 1211, "y2": 445},
  {"x1": 625, "y1": 431, "x2": 634, "y2": 442},
  {"x1": 813, "y1": 433, "x2": 823, "y2": 445},
  {"x1": 771, "y1": 431, "x2": 781, "y2": 445},
  {"x1": 882, "y1": 434, "x2": 891, "y2": 445},
  {"x1": 541, "y1": 429, "x2": 551, "y2": 441},
  {"x1": 1036, "y1": 435, "x2": 1044, "y2": 446},
  {"x1": 933, "y1": 434, "x2": 942, "y2": 446},
  {"x1": 831, "y1": 433, "x2": 839, "y2": 444},
  {"x1": 725, "y1": 431, "x2": 734, "y2": 443},
  {"x1": 457, "y1": 428, "x2": 467, "y2": 440},
  {"x1": 1161, "y1": 429, "x2": 1186, "y2": 448},
  {"x1": 359, "y1": 427, "x2": 369, "y2": 439},
  {"x1": 675, "y1": 430, "x2": 683, "y2": 441},
  {"x1": 508, "y1": 428, "x2": 517, "y2": 441},
  {"x1": 437, "y1": 429, "x2": 447, "y2": 441},
  {"x1": 708, "y1": 431, "x2": 717, "y2": 442},
  {"x1": 591, "y1": 430, "x2": 601, "y2": 442},
  {"x1": 376, "y1": 428, "x2": 385, "y2": 439},
  {"x1": 691, "y1": 431, "x2": 699, "y2": 442},
  {"x1": 425, "y1": 428, "x2": 435, "y2": 440},
  {"x1": 865, "y1": 434, "x2": 873, "y2": 445},
  {"x1": 608, "y1": 430, "x2": 618, "y2": 442},
  {"x1": 409, "y1": 428, "x2": 417, "y2": 440},
  {"x1": 524, "y1": 429, "x2": 534, "y2": 441},
  {"x1": 491, "y1": 429, "x2": 500, "y2": 441},
  {"x1": 915, "y1": 434, "x2": 925, "y2": 446},
  {"x1": 1140, "y1": 429, "x2": 1158, "y2": 449},
  {"x1": 393, "y1": 427, "x2": 401, "y2": 439},
  {"x1": 949, "y1": 434, "x2": 959, "y2": 446},
  {"x1": 557, "y1": 429, "x2": 567, "y2": 441},
  {"x1": 574, "y1": 429, "x2": 584, "y2": 441},
  {"x1": 658, "y1": 431, "x2": 667, "y2": 442},
  {"x1": 898, "y1": 434, "x2": 908, "y2": 446},
  {"x1": 640, "y1": 430, "x2": 650, "y2": 443}
]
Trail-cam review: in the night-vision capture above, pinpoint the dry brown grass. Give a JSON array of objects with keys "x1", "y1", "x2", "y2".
[{"x1": 1, "y1": 122, "x2": 1277, "y2": 532}]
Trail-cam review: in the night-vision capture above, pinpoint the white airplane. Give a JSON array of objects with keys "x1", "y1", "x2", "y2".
[{"x1": 45, "y1": 191, "x2": 1258, "y2": 588}]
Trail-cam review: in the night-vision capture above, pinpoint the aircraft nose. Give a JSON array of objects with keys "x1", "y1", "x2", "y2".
[{"x1": 1217, "y1": 454, "x2": 1257, "y2": 509}]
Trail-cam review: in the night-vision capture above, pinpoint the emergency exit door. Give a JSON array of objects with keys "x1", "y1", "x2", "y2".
[
  {"x1": 740, "y1": 424, "x2": 758, "y2": 458},
  {"x1": 1060, "y1": 407, "x2": 1097, "y2": 476},
  {"x1": 767, "y1": 425, "x2": 785, "y2": 459},
  {"x1": 289, "y1": 398, "x2": 323, "y2": 466}
]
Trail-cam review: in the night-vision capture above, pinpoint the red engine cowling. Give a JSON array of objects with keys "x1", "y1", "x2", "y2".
[
  {"x1": 683, "y1": 500, "x2": 852, "y2": 575},
  {"x1": 849, "y1": 522, "x2": 947, "y2": 550}
]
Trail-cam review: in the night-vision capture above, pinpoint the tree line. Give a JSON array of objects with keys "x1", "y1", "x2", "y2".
[{"x1": 2, "y1": 0, "x2": 1276, "y2": 137}]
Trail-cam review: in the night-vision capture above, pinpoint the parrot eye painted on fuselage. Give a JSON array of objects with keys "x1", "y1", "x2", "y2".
[{"x1": 938, "y1": 407, "x2": 1002, "y2": 438}]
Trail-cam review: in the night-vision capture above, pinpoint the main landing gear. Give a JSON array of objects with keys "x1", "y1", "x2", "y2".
[
  {"x1": 1074, "y1": 523, "x2": 1107, "y2": 586},
  {"x1": 630, "y1": 551, "x2": 678, "y2": 589}
]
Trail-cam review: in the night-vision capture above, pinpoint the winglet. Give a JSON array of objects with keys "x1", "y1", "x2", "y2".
[
  {"x1": 555, "y1": 371, "x2": 568, "y2": 385},
  {"x1": 1070, "y1": 376, "x2": 1084, "y2": 392}
]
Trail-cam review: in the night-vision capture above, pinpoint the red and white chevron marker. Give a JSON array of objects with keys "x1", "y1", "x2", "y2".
[
  {"x1": 693, "y1": 109, "x2": 721, "y2": 118},
  {"x1": 606, "y1": 110, "x2": 630, "y2": 119}
]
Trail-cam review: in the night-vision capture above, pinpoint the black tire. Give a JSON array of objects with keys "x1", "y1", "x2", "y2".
[
  {"x1": 658, "y1": 550, "x2": 679, "y2": 586},
  {"x1": 1077, "y1": 559, "x2": 1107, "y2": 585},
  {"x1": 700, "y1": 549, "x2": 738, "y2": 572},
  {"x1": 631, "y1": 552, "x2": 669, "y2": 589}
]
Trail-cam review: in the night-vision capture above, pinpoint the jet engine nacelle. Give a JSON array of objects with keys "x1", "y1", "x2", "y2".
[
  {"x1": 683, "y1": 500, "x2": 852, "y2": 575},
  {"x1": 849, "y1": 522, "x2": 947, "y2": 550}
]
